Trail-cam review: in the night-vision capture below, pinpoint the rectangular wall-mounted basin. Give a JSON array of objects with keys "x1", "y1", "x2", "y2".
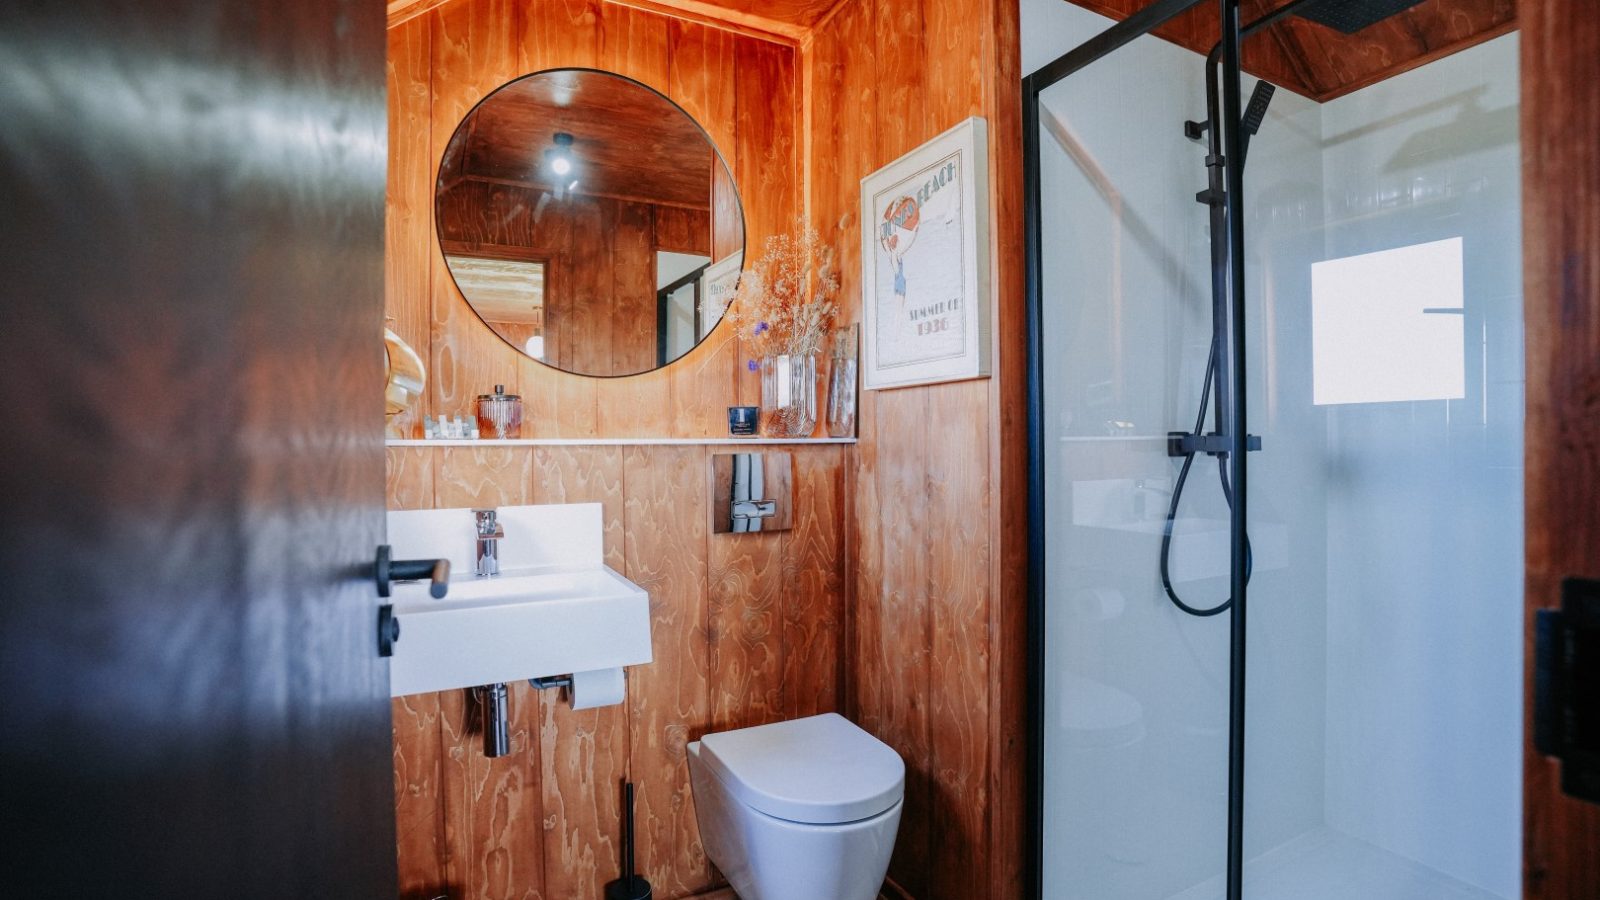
[{"x1": 385, "y1": 503, "x2": 651, "y2": 697}]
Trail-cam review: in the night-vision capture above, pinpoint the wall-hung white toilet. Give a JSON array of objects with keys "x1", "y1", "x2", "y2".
[{"x1": 688, "y1": 712, "x2": 904, "y2": 900}]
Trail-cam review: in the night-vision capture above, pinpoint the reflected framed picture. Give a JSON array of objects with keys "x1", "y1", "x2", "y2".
[
  {"x1": 860, "y1": 115, "x2": 991, "y2": 390},
  {"x1": 700, "y1": 250, "x2": 743, "y2": 340}
]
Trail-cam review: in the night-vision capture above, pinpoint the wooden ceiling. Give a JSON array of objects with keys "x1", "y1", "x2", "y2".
[
  {"x1": 392, "y1": 0, "x2": 1516, "y2": 101},
  {"x1": 387, "y1": 0, "x2": 844, "y2": 39},
  {"x1": 1063, "y1": 0, "x2": 1516, "y2": 102},
  {"x1": 439, "y1": 69, "x2": 716, "y2": 209}
]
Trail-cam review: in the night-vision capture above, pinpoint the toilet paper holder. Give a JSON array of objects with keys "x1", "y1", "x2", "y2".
[{"x1": 529, "y1": 674, "x2": 572, "y2": 690}]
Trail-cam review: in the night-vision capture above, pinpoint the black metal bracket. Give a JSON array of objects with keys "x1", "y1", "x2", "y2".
[
  {"x1": 1167, "y1": 431, "x2": 1262, "y2": 458},
  {"x1": 1535, "y1": 577, "x2": 1600, "y2": 805}
]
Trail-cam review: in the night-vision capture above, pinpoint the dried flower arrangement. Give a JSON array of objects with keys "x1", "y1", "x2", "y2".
[{"x1": 727, "y1": 221, "x2": 840, "y2": 367}]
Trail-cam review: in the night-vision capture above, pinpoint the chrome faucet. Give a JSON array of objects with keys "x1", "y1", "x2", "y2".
[{"x1": 473, "y1": 508, "x2": 504, "y2": 577}]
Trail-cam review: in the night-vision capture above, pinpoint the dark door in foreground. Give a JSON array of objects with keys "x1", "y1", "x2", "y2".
[{"x1": 0, "y1": 0, "x2": 394, "y2": 894}]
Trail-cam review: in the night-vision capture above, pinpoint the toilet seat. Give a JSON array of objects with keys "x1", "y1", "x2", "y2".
[{"x1": 698, "y1": 712, "x2": 904, "y2": 824}]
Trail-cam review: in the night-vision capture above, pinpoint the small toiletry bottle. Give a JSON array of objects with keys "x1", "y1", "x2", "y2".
[{"x1": 475, "y1": 385, "x2": 523, "y2": 439}]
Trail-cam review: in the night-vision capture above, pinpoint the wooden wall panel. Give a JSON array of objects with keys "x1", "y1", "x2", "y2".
[
  {"x1": 388, "y1": 16, "x2": 434, "y2": 440},
  {"x1": 520, "y1": 0, "x2": 601, "y2": 70},
  {"x1": 387, "y1": 446, "x2": 438, "y2": 511},
  {"x1": 434, "y1": 445, "x2": 533, "y2": 507},
  {"x1": 394, "y1": 691, "x2": 451, "y2": 898},
  {"x1": 429, "y1": 0, "x2": 524, "y2": 421},
  {"x1": 708, "y1": 504, "x2": 786, "y2": 731},
  {"x1": 802, "y1": 0, "x2": 1025, "y2": 897},
  {"x1": 1522, "y1": 0, "x2": 1600, "y2": 895},
  {"x1": 623, "y1": 445, "x2": 713, "y2": 897},
  {"x1": 653, "y1": 205, "x2": 712, "y2": 254},
  {"x1": 531, "y1": 440, "x2": 630, "y2": 899},
  {"x1": 438, "y1": 681, "x2": 546, "y2": 898},
  {"x1": 783, "y1": 445, "x2": 846, "y2": 718}
]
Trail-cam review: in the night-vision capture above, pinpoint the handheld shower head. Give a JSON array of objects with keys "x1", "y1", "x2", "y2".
[{"x1": 1242, "y1": 81, "x2": 1276, "y2": 135}]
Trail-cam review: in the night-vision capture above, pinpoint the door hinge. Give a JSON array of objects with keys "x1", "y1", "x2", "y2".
[{"x1": 1534, "y1": 577, "x2": 1600, "y2": 805}]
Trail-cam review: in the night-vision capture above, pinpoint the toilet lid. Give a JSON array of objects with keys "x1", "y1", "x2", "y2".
[{"x1": 699, "y1": 713, "x2": 905, "y2": 825}]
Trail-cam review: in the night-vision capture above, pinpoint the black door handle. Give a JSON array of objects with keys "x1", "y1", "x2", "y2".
[{"x1": 372, "y1": 544, "x2": 450, "y2": 599}]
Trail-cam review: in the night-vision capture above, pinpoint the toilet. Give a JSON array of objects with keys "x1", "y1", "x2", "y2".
[{"x1": 687, "y1": 712, "x2": 904, "y2": 900}]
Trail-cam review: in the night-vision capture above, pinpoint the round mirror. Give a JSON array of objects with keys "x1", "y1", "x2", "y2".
[{"x1": 436, "y1": 69, "x2": 745, "y2": 378}]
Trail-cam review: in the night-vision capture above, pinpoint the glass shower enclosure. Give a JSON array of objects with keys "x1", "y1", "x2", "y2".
[{"x1": 1023, "y1": 1, "x2": 1523, "y2": 898}]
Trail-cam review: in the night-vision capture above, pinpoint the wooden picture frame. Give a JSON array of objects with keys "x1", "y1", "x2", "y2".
[{"x1": 860, "y1": 115, "x2": 991, "y2": 390}]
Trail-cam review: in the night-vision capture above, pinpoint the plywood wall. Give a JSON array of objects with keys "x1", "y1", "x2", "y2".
[
  {"x1": 1521, "y1": 0, "x2": 1600, "y2": 894},
  {"x1": 386, "y1": 444, "x2": 846, "y2": 899},
  {"x1": 387, "y1": 0, "x2": 799, "y2": 440},
  {"x1": 802, "y1": 0, "x2": 1027, "y2": 897},
  {"x1": 385, "y1": 3, "x2": 845, "y2": 898}
]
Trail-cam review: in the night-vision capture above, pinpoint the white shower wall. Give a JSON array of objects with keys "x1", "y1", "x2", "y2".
[
  {"x1": 1023, "y1": 0, "x2": 1521, "y2": 897},
  {"x1": 1315, "y1": 35, "x2": 1522, "y2": 898}
]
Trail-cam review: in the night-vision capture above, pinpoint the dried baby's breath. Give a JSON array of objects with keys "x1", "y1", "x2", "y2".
[{"x1": 727, "y1": 221, "x2": 839, "y2": 361}]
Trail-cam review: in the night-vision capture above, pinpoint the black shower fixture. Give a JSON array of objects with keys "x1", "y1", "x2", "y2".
[{"x1": 1295, "y1": 0, "x2": 1429, "y2": 34}]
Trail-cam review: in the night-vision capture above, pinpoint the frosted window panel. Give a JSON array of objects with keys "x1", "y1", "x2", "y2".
[{"x1": 1311, "y1": 237, "x2": 1465, "y2": 405}]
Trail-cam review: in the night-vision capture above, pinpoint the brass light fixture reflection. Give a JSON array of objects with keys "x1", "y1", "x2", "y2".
[{"x1": 384, "y1": 326, "x2": 426, "y2": 421}]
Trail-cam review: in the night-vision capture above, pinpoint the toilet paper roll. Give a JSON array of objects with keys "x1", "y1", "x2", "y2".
[{"x1": 569, "y1": 667, "x2": 626, "y2": 710}]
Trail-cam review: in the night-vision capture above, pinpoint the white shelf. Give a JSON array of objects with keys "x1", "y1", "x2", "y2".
[{"x1": 388, "y1": 437, "x2": 856, "y2": 447}]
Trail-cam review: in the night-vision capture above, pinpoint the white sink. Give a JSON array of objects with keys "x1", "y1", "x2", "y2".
[{"x1": 385, "y1": 504, "x2": 652, "y2": 698}]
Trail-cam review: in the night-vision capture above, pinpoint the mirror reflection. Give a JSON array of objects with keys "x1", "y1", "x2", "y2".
[{"x1": 436, "y1": 69, "x2": 744, "y2": 377}]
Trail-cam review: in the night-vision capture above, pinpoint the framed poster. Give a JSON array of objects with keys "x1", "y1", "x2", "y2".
[
  {"x1": 700, "y1": 250, "x2": 743, "y2": 340},
  {"x1": 860, "y1": 115, "x2": 990, "y2": 390}
]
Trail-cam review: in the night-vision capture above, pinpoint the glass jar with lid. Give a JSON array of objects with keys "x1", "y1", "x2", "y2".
[{"x1": 474, "y1": 385, "x2": 523, "y2": 439}]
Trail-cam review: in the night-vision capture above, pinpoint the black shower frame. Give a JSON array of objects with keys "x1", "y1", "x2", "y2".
[{"x1": 1021, "y1": 1, "x2": 1254, "y2": 898}]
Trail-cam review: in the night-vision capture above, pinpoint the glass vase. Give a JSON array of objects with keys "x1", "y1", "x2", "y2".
[
  {"x1": 759, "y1": 353, "x2": 818, "y2": 438},
  {"x1": 826, "y1": 325, "x2": 858, "y2": 438}
]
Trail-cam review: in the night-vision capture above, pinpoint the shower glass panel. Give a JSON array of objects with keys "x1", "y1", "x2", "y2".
[
  {"x1": 1035, "y1": 25, "x2": 1231, "y2": 900},
  {"x1": 1027, "y1": 2, "x2": 1522, "y2": 898}
]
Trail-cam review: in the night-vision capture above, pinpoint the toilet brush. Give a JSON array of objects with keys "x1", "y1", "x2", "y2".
[{"x1": 605, "y1": 781, "x2": 652, "y2": 900}]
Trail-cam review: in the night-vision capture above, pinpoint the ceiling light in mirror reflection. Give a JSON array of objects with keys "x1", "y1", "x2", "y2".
[{"x1": 1311, "y1": 237, "x2": 1465, "y2": 406}]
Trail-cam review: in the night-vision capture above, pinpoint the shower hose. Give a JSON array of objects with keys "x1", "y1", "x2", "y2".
[{"x1": 1159, "y1": 335, "x2": 1253, "y2": 617}]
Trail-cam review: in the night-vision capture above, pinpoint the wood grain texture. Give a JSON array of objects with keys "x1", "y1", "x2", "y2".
[
  {"x1": 387, "y1": 446, "x2": 439, "y2": 511},
  {"x1": 981, "y1": 0, "x2": 1029, "y2": 894},
  {"x1": 526, "y1": 446, "x2": 629, "y2": 900},
  {"x1": 1521, "y1": 0, "x2": 1600, "y2": 895},
  {"x1": 435, "y1": 446, "x2": 534, "y2": 508},
  {"x1": 802, "y1": 0, "x2": 1026, "y2": 896},
  {"x1": 708, "y1": 456, "x2": 787, "y2": 731},
  {"x1": 394, "y1": 692, "x2": 452, "y2": 897},
  {"x1": 389, "y1": 16, "x2": 434, "y2": 439},
  {"x1": 429, "y1": 0, "x2": 524, "y2": 420},
  {"x1": 1061, "y1": 0, "x2": 1515, "y2": 102},
  {"x1": 783, "y1": 445, "x2": 847, "y2": 718},
  {"x1": 623, "y1": 445, "x2": 713, "y2": 897},
  {"x1": 439, "y1": 682, "x2": 546, "y2": 899}
]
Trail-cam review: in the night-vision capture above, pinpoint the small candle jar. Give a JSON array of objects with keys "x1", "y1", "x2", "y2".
[{"x1": 475, "y1": 385, "x2": 523, "y2": 439}]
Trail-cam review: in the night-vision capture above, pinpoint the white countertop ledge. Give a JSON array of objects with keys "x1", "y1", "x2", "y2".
[{"x1": 388, "y1": 437, "x2": 856, "y2": 447}]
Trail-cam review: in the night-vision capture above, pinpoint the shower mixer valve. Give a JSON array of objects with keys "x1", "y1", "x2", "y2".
[{"x1": 1167, "y1": 431, "x2": 1263, "y2": 459}]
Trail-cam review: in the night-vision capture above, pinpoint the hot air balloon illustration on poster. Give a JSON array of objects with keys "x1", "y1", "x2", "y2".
[{"x1": 860, "y1": 116, "x2": 991, "y2": 390}]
